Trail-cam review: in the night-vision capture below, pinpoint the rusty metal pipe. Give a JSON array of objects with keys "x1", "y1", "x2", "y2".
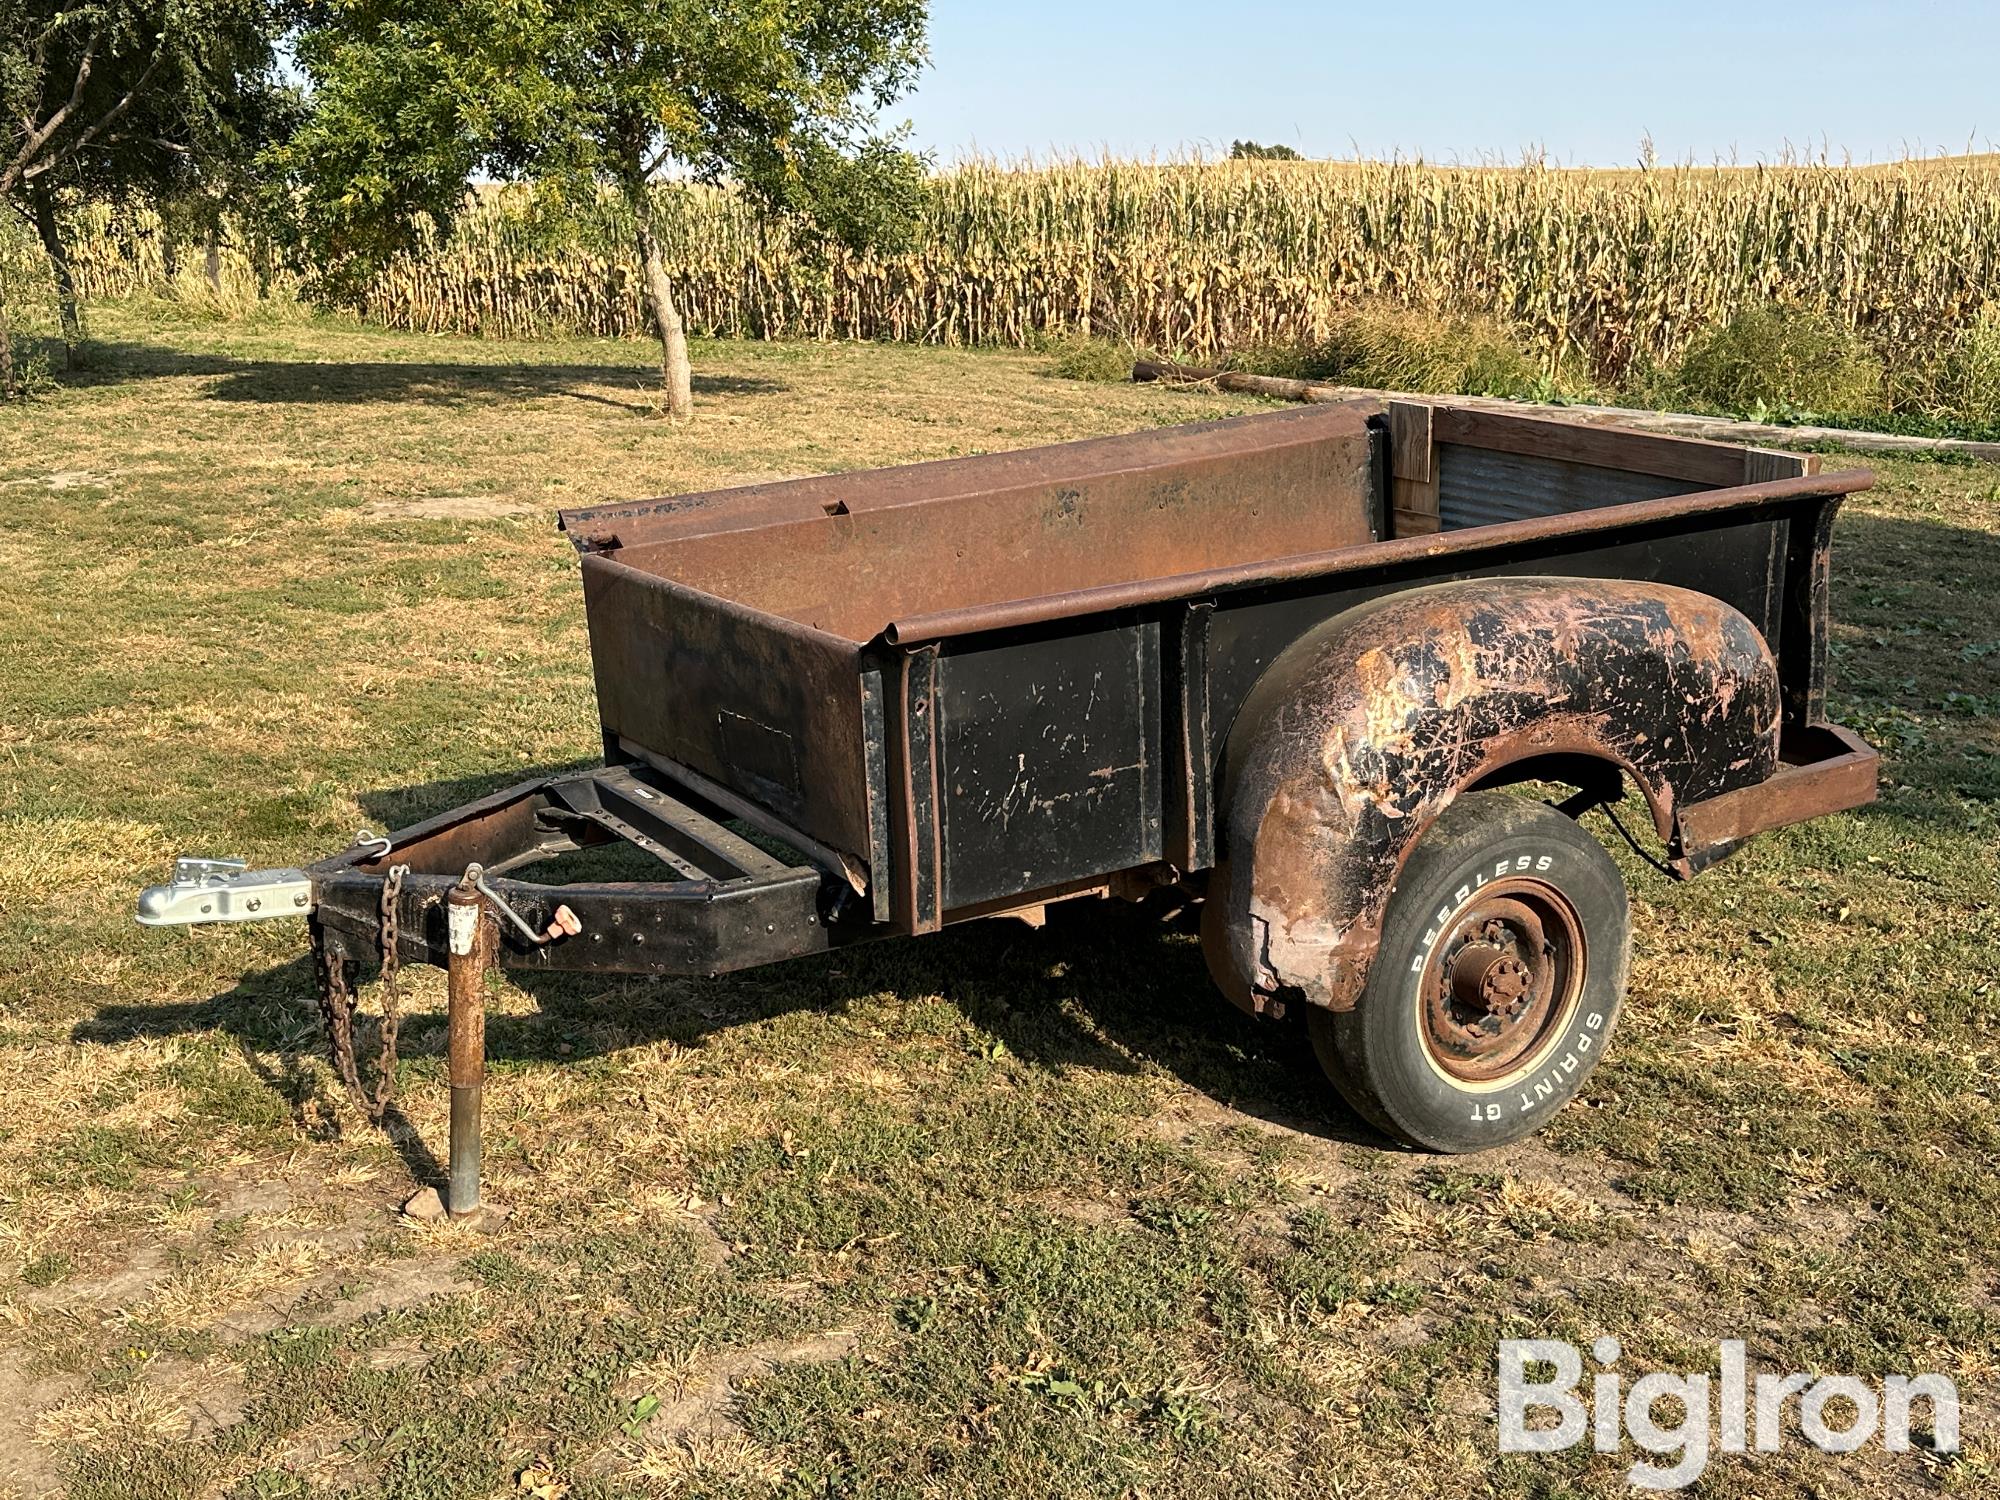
[{"x1": 446, "y1": 869, "x2": 492, "y2": 1218}]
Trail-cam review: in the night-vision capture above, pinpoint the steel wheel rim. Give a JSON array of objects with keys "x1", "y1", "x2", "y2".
[{"x1": 1416, "y1": 878, "x2": 1586, "y2": 1087}]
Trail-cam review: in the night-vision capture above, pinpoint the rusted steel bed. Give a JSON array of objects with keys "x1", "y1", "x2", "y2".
[{"x1": 140, "y1": 397, "x2": 1878, "y2": 1193}]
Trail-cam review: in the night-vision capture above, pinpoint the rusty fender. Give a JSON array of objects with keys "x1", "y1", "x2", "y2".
[{"x1": 1204, "y1": 577, "x2": 1780, "y2": 1015}]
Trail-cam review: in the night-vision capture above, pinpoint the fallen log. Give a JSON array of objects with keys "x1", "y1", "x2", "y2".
[{"x1": 1131, "y1": 358, "x2": 2000, "y2": 465}]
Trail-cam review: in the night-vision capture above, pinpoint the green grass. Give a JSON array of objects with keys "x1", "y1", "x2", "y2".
[{"x1": 0, "y1": 300, "x2": 1994, "y2": 1497}]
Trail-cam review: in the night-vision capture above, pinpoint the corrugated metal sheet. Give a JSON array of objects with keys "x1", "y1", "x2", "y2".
[{"x1": 1436, "y1": 443, "x2": 1703, "y2": 530}]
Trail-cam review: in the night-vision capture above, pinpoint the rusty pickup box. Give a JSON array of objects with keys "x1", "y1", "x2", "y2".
[{"x1": 140, "y1": 398, "x2": 1877, "y2": 1186}]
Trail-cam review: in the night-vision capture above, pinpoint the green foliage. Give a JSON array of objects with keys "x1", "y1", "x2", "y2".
[
  {"x1": 1238, "y1": 303, "x2": 1554, "y2": 399},
  {"x1": 0, "y1": 210, "x2": 57, "y2": 395},
  {"x1": 1048, "y1": 335, "x2": 1132, "y2": 382},
  {"x1": 281, "y1": 0, "x2": 932, "y2": 289},
  {"x1": 1, "y1": 2, "x2": 291, "y2": 205},
  {"x1": 1666, "y1": 301, "x2": 1882, "y2": 418},
  {"x1": 64, "y1": 1442, "x2": 219, "y2": 1500},
  {"x1": 2, "y1": 0, "x2": 291, "y2": 368},
  {"x1": 20, "y1": 1250, "x2": 72, "y2": 1286},
  {"x1": 1274, "y1": 1207, "x2": 1391, "y2": 1315},
  {"x1": 272, "y1": 5, "x2": 543, "y2": 299},
  {"x1": 1229, "y1": 140, "x2": 1303, "y2": 160},
  {"x1": 1890, "y1": 303, "x2": 2000, "y2": 429}
]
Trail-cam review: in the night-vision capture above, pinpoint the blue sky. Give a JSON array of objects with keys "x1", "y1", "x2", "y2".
[{"x1": 899, "y1": 2, "x2": 1994, "y2": 166}]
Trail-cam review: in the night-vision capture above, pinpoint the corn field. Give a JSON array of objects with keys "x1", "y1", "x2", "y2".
[
  {"x1": 3, "y1": 200, "x2": 291, "y2": 319},
  {"x1": 348, "y1": 159, "x2": 2000, "y2": 383},
  {"x1": 22, "y1": 158, "x2": 2000, "y2": 385}
]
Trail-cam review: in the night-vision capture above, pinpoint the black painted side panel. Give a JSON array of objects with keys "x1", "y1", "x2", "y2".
[{"x1": 936, "y1": 620, "x2": 1164, "y2": 909}]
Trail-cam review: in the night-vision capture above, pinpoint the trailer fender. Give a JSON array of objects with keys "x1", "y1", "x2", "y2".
[{"x1": 1204, "y1": 576, "x2": 1780, "y2": 1015}]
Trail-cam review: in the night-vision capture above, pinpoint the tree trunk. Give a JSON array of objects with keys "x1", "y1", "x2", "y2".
[
  {"x1": 205, "y1": 232, "x2": 223, "y2": 295},
  {"x1": 28, "y1": 188, "x2": 81, "y2": 369},
  {"x1": 633, "y1": 210, "x2": 693, "y2": 422},
  {"x1": 0, "y1": 289, "x2": 16, "y2": 401}
]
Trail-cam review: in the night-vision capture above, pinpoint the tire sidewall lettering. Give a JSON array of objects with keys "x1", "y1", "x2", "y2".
[
  {"x1": 1316, "y1": 792, "x2": 1631, "y2": 1154},
  {"x1": 1402, "y1": 844, "x2": 1599, "y2": 1131},
  {"x1": 1410, "y1": 848, "x2": 1556, "y2": 974}
]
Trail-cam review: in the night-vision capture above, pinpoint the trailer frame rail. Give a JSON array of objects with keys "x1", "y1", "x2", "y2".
[{"x1": 303, "y1": 764, "x2": 843, "y2": 977}]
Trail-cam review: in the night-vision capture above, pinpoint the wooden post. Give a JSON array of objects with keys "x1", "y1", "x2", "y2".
[{"x1": 1388, "y1": 400, "x2": 1441, "y2": 536}]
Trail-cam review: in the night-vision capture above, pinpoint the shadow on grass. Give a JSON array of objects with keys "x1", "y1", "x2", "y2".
[
  {"x1": 28, "y1": 335, "x2": 783, "y2": 410},
  {"x1": 339, "y1": 766, "x2": 1361, "y2": 1153},
  {"x1": 1826, "y1": 506, "x2": 2000, "y2": 819},
  {"x1": 75, "y1": 790, "x2": 1375, "y2": 1193},
  {"x1": 67, "y1": 949, "x2": 456, "y2": 1189}
]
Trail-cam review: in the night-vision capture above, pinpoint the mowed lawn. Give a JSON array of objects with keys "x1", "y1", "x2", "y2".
[{"x1": 0, "y1": 301, "x2": 1995, "y2": 1499}]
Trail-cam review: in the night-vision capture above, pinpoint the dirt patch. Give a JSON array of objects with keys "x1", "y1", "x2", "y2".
[
  {"x1": 0, "y1": 469, "x2": 124, "y2": 492},
  {"x1": 1034, "y1": 1190, "x2": 1133, "y2": 1227},
  {"x1": 204, "y1": 1237, "x2": 461, "y2": 1342},
  {"x1": 0, "y1": 1350, "x2": 70, "y2": 1498},
  {"x1": 214, "y1": 1179, "x2": 295, "y2": 1218},
  {"x1": 628, "y1": 1328, "x2": 861, "y2": 1450},
  {"x1": 363, "y1": 494, "x2": 536, "y2": 521},
  {"x1": 26, "y1": 1240, "x2": 173, "y2": 1311},
  {"x1": 143, "y1": 1357, "x2": 252, "y2": 1442},
  {"x1": 313, "y1": 1257, "x2": 470, "y2": 1325},
  {"x1": 363, "y1": 1340, "x2": 433, "y2": 1373}
]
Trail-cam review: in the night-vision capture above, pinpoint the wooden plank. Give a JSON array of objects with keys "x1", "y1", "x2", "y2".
[
  {"x1": 1389, "y1": 398, "x2": 1434, "y2": 482},
  {"x1": 1388, "y1": 400, "x2": 1440, "y2": 536},
  {"x1": 1743, "y1": 447, "x2": 1816, "y2": 483},
  {"x1": 1132, "y1": 359, "x2": 2000, "y2": 466},
  {"x1": 1431, "y1": 403, "x2": 1752, "y2": 487}
]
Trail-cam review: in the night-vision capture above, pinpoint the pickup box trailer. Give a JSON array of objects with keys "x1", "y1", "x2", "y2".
[{"x1": 139, "y1": 398, "x2": 1878, "y2": 1207}]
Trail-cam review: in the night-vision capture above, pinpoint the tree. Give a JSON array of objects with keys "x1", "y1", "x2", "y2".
[
  {"x1": 1229, "y1": 140, "x2": 1303, "y2": 161},
  {"x1": 283, "y1": 0, "x2": 929, "y2": 421},
  {"x1": 1, "y1": 1, "x2": 289, "y2": 379}
]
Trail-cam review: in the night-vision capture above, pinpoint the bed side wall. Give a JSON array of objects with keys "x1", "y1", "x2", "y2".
[
  {"x1": 580, "y1": 554, "x2": 877, "y2": 861},
  {"x1": 908, "y1": 492, "x2": 1839, "y2": 934},
  {"x1": 590, "y1": 403, "x2": 1384, "y2": 642}
]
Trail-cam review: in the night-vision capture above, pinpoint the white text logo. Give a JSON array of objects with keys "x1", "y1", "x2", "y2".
[{"x1": 1497, "y1": 1338, "x2": 1960, "y2": 1490}]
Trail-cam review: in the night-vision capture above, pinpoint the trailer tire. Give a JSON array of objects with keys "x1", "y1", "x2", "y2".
[{"x1": 1307, "y1": 792, "x2": 1629, "y2": 1152}]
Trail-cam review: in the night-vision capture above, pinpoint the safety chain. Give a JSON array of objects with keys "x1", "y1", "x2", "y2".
[
  {"x1": 309, "y1": 921, "x2": 363, "y2": 1111},
  {"x1": 309, "y1": 864, "x2": 408, "y2": 1124}
]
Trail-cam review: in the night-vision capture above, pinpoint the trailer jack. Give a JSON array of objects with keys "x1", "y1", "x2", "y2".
[
  {"x1": 445, "y1": 869, "x2": 492, "y2": 1220},
  {"x1": 138, "y1": 851, "x2": 508, "y2": 1221},
  {"x1": 135, "y1": 761, "x2": 841, "y2": 1219}
]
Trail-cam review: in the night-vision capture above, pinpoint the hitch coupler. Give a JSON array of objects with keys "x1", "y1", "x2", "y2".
[{"x1": 136, "y1": 858, "x2": 313, "y2": 926}]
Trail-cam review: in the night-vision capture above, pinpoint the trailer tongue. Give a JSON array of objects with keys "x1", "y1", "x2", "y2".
[
  {"x1": 305, "y1": 762, "x2": 837, "y2": 977},
  {"x1": 137, "y1": 398, "x2": 1879, "y2": 1202}
]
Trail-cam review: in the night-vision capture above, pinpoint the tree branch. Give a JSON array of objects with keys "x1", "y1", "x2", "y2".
[
  {"x1": 48, "y1": 37, "x2": 168, "y2": 175},
  {"x1": 1, "y1": 32, "x2": 97, "y2": 197}
]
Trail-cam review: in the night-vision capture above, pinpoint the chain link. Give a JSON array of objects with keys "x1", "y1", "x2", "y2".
[
  {"x1": 309, "y1": 864, "x2": 409, "y2": 1125},
  {"x1": 310, "y1": 920, "x2": 364, "y2": 1109},
  {"x1": 372, "y1": 865, "x2": 406, "y2": 1119}
]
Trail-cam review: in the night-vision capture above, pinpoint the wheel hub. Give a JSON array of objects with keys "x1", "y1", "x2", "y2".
[
  {"x1": 1449, "y1": 938, "x2": 1534, "y2": 1017},
  {"x1": 1421, "y1": 884, "x2": 1584, "y2": 1085}
]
